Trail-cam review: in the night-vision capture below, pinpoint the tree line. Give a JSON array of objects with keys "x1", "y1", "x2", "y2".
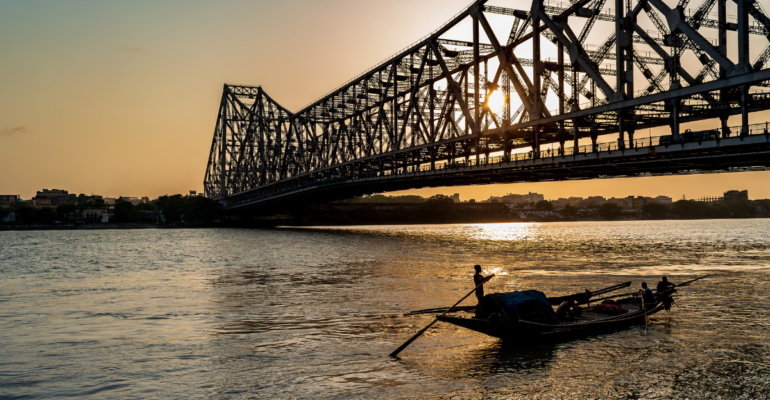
[{"x1": 1, "y1": 195, "x2": 220, "y2": 225}]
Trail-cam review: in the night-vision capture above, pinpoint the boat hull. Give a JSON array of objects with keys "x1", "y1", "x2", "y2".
[{"x1": 437, "y1": 303, "x2": 665, "y2": 343}]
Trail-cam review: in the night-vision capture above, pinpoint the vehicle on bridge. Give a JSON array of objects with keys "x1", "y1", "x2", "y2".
[{"x1": 658, "y1": 129, "x2": 721, "y2": 145}]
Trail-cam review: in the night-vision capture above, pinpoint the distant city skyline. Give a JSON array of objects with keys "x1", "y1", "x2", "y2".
[{"x1": 387, "y1": 171, "x2": 769, "y2": 203}]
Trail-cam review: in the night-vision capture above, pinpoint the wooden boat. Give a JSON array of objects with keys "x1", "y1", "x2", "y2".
[{"x1": 435, "y1": 285, "x2": 674, "y2": 343}]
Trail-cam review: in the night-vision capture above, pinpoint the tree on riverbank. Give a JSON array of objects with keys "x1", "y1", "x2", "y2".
[
  {"x1": 156, "y1": 195, "x2": 219, "y2": 224},
  {"x1": 642, "y1": 203, "x2": 668, "y2": 219},
  {"x1": 13, "y1": 205, "x2": 58, "y2": 224},
  {"x1": 599, "y1": 203, "x2": 622, "y2": 219}
]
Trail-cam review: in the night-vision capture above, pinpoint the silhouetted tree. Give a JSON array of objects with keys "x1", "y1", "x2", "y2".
[
  {"x1": 417, "y1": 194, "x2": 456, "y2": 221},
  {"x1": 729, "y1": 202, "x2": 757, "y2": 218},
  {"x1": 35, "y1": 208, "x2": 58, "y2": 224},
  {"x1": 14, "y1": 205, "x2": 38, "y2": 224},
  {"x1": 114, "y1": 198, "x2": 136, "y2": 222},
  {"x1": 184, "y1": 196, "x2": 219, "y2": 224},
  {"x1": 57, "y1": 203, "x2": 77, "y2": 221},
  {"x1": 156, "y1": 194, "x2": 186, "y2": 222},
  {"x1": 536, "y1": 200, "x2": 554, "y2": 210},
  {"x1": 562, "y1": 205, "x2": 579, "y2": 217},
  {"x1": 672, "y1": 200, "x2": 709, "y2": 219},
  {"x1": 599, "y1": 203, "x2": 622, "y2": 220},
  {"x1": 642, "y1": 203, "x2": 668, "y2": 219}
]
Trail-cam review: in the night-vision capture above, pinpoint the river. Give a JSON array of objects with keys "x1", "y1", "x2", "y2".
[{"x1": 1, "y1": 220, "x2": 769, "y2": 399}]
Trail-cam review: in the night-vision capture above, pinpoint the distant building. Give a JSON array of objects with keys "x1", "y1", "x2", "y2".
[
  {"x1": 0, "y1": 195, "x2": 19, "y2": 205},
  {"x1": 586, "y1": 196, "x2": 607, "y2": 205},
  {"x1": 567, "y1": 197, "x2": 585, "y2": 206},
  {"x1": 450, "y1": 193, "x2": 460, "y2": 203},
  {"x1": 652, "y1": 196, "x2": 673, "y2": 205},
  {"x1": 607, "y1": 197, "x2": 632, "y2": 209},
  {"x1": 141, "y1": 196, "x2": 150, "y2": 204},
  {"x1": 35, "y1": 189, "x2": 70, "y2": 206},
  {"x1": 103, "y1": 197, "x2": 116, "y2": 205},
  {"x1": 36, "y1": 189, "x2": 68, "y2": 199},
  {"x1": 189, "y1": 190, "x2": 197, "y2": 196},
  {"x1": 1, "y1": 212, "x2": 15, "y2": 223},
  {"x1": 498, "y1": 192, "x2": 544, "y2": 204},
  {"x1": 83, "y1": 207, "x2": 114, "y2": 223},
  {"x1": 119, "y1": 197, "x2": 142, "y2": 206},
  {"x1": 724, "y1": 190, "x2": 749, "y2": 204}
]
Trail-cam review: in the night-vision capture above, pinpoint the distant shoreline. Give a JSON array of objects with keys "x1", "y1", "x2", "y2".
[{"x1": 3, "y1": 215, "x2": 768, "y2": 232}]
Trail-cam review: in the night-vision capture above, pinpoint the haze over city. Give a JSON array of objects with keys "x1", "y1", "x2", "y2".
[{"x1": 3, "y1": 0, "x2": 770, "y2": 201}]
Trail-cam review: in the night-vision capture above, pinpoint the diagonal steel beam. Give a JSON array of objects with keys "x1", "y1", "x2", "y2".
[
  {"x1": 429, "y1": 39, "x2": 479, "y2": 135},
  {"x1": 647, "y1": 0, "x2": 739, "y2": 75}
]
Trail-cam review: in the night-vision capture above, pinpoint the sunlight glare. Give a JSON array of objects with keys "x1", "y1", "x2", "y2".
[{"x1": 486, "y1": 89, "x2": 505, "y2": 115}]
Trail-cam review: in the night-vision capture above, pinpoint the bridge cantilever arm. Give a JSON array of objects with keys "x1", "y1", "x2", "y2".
[{"x1": 428, "y1": 39, "x2": 479, "y2": 136}]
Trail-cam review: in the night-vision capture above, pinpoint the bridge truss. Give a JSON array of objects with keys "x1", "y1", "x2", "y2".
[{"x1": 205, "y1": 0, "x2": 770, "y2": 209}]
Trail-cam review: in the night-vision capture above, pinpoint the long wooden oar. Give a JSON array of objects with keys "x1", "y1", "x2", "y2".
[
  {"x1": 591, "y1": 281, "x2": 632, "y2": 296},
  {"x1": 674, "y1": 274, "x2": 711, "y2": 287},
  {"x1": 389, "y1": 274, "x2": 495, "y2": 358}
]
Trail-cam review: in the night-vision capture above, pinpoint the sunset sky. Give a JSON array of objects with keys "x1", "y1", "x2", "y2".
[{"x1": 2, "y1": 0, "x2": 770, "y2": 201}]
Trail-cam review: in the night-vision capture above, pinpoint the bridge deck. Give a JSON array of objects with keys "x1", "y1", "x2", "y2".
[{"x1": 226, "y1": 127, "x2": 770, "y2": 211}]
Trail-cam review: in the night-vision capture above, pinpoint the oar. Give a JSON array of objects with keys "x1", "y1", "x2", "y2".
[
  {"x1": 640, "y1": 290, "x2": 648, "y2": 334},
  {"x1": 389, "y1": 274, "x2": 495, "y2": 358},
  {"x1": 590, "y1": 281, "x2": 632, "y2": 296},
  {"x1": 404, "y1": 305, "x2": 477, "y2": 316},
  {"x1": 588, "y1": 291, "x2": 637, "y2": 304},
  {"x1": 674, "y1": 274, "x2": 711, "y2": 287}
]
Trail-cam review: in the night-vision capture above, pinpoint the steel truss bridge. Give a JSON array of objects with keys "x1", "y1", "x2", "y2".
[{"x1": 205, "y1": 0, "x2": 770, "y2": 211}]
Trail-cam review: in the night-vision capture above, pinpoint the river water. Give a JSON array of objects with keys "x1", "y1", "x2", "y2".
[{"x1": 1, "y1": 220, "x2": 769, "y2": 399}]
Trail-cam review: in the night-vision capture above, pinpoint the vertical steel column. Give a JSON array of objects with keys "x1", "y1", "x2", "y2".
[
  {"x1": 572, "y1": 61, "x2": 579, "y2": 151},
  {"x1": 532, "y1": 0, "x2": 542, "y2": 158},
  {"x1": 718, "y1": 0, "x2": 729, "y2": 134},
  {"x1": 616, "y1": 0, "x2": 626, "y2": 149},
  {"x1": 626, "y1": 0, "x2": 635, "y2": 147},
  {"x1": 393, "y1": 60, "x2": 398, "y2": 150},
  {"x1": 669, "y1": 19, "x2": 681, "y2": 139},
  {"x1": 558, "y1": 41, "x2": 565, "y2": 155},
  {"x1": 464, "y1": 68, "x2": 469, "y2": 136},
  {"x1": 737, "y1": 0, "x2": 750, "y2": 135},
  {"x1": 473, "y1": 14, "x2": 481, "y2": 164},
  {"x1": 484, "y1": 59, "x2": 489, "y2": 131},
  {"x1": 379, "y1": 70, "x2": 384, "y2": 155},
  {"x1": 219, "y1": 90, "x2": 229, "y2": 205}
]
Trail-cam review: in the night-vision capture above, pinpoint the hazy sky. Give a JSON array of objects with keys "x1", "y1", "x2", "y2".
[{"x1": 2, "y1": 0, "x2": 770, "y2": 201}]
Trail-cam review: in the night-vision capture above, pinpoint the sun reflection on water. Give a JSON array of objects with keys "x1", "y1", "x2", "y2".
[{"x1": 465, "y1": 223, "x2": 540, "y2": 242}]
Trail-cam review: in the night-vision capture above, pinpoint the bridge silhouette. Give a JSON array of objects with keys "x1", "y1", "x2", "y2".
[{"x1": 205, "y1": 0, "x2": 770, "y2": 211}]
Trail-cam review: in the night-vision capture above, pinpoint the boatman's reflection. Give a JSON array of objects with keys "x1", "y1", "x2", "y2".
[{"x1": 473, "y1": 265, "x2": 491, "y2": 316}]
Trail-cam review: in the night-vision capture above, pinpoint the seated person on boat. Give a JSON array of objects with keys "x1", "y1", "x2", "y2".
[{"x1": 641, "y1": 282, "x2": 655, "y2": 304}]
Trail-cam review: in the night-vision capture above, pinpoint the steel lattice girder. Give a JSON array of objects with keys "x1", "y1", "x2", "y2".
[{"x1": 204, "y1": 0, "x2": 770, "y2": 206}]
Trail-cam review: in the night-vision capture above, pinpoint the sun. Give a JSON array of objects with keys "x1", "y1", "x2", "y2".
[{"x1": 486, "y1": 90, "x2": 506, "y2": 115}]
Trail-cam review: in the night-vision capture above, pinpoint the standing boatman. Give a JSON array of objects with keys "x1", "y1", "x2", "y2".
[
  {"x1": 473, "y1": 265, "x2": 494, "y2": 316},
  {"x1": 656, "y1": 276, "x2": 675, "y2": 295}
]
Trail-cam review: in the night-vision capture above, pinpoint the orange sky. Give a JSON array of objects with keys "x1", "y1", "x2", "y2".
[{"x1": 2, "y1": 0, "x2": 770, "y2": 201}]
